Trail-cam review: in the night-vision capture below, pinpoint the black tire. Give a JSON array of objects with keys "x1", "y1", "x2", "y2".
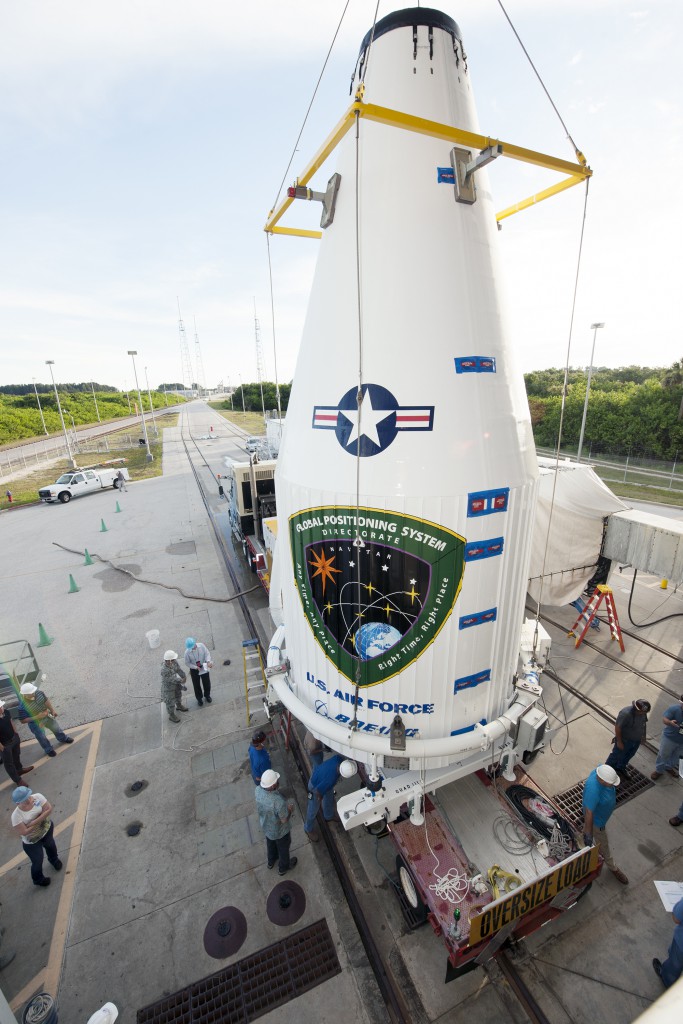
[
  {"x1": 522, "y1": 749, "x2": 540, "y2": 766},
  {"x1": 113, "y1": 479, "x2": 120, "y2": 489},
  {"x1": 58, "y1": 492, "x2": 71, "y2": 504},
  {"x1": 396, "y1": 855, "x2": 428, "y2": 923}
]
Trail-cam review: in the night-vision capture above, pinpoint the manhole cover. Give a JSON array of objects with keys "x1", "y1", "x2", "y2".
[
  {"x1": 554, "y1": 765, "x2": 654, "y2": 831},
  {"x1": 266, "y1": 881, "x2": 306, "y2": 926},
  {"x1": 203, "y1": 906, "x2": 247, "y2": 959},
  {"x1": 137, "y1": 919, "x2": 341, "y2": 1024},
  {"x1": 126, "y1": 780, "x2": 148, "y2": 797}
]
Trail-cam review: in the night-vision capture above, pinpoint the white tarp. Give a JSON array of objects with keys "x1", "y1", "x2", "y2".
[{"x1": 527, "y1": 459, "x2": 628, "y2": 606}]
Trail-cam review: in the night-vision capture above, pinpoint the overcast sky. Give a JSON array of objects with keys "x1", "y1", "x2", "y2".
[{"x1": 1, "y1": 0, "x2": 680, "y2": 393}]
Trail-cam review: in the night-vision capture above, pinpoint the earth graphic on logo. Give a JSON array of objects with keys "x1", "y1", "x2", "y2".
[{"x1": 355, "y1": 622, "x2": 402, "y2": 661}]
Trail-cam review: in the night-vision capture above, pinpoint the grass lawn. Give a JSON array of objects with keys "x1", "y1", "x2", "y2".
[
  {"x1": 597, "y1": 477, "x2": 683, "y2": 508},
  {"x1": 1, "y1": 413, "x2": 179, "y2": 509},
  {"x1": 208, "y1": 405, "x2": 267, "y2": 435}
]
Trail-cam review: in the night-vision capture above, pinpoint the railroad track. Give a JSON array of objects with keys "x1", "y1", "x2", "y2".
[{"x1": 178, "y1": 409, "x2": 562, "y2": 1024}]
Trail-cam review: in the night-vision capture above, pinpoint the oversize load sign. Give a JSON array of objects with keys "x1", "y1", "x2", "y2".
[
  {"x1": 468, "y1": 845, "x2": 600, "y2": 945},
  {"x1": 290, "y1": 506, "x2": 465, "y2": 686}
]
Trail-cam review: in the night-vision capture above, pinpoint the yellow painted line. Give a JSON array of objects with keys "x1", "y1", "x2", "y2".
[
  {"x1": 10, "y1": 970, "x2": 46, "y2": 1016},
  {"x1": 0, "y1": 726, "x2": 90, "y2": 793},
  {"x1": 0, "y1": 813, "x2": 77, "y2": 879},
  {"x1": 9, "y1": 720, "x2": 102, "y2": 1011}
]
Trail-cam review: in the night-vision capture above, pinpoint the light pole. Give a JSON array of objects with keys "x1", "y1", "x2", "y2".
[
  {"x1": 127, "y1": 350, "x2": 153, "y2": 461},
  {"x1": 227, "y1": 377, "x2": 233, "y2": 411},
  {"x1": 577, "y1": 322, "x2": 605, "y2": 463},
  {"x1": 33, "y1": 379, "x2": 48, "y2": 435},
  {"x1": 91, "y1": 382, "x2": 101, "y2": 423},
  {"x1": 163, "y1": 386, "x2": 168, "y2": 407},
  {"x1": 239, "y1": 374, "x2": 246, "y2": 416},
  {"x1": 45, "y1": 360, "x2": 76, "y2": 468},
  {"x1": 144, "y1": 366, "x2": 158, "y2": 437}
]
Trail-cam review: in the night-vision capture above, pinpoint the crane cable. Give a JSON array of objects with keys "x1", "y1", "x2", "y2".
[
  {"x1": 495, "y1": 2, "x2": 595, "y2": 648},
  {"x1": 351, "y1": 0, "x2": 381, "y2": 728},
  {"x1": 496, "y1": 0, "x2": 586, "y2": 164}
]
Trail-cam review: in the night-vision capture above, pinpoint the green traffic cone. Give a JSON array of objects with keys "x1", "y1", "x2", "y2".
[
  {"x1": 37, "y1": 623, "x2": 54, "y2": 647},
  {"x1": 100, "y1": 519, "x2": 108, "y2": 532},
  {"x1": 115, "y1": 501, "x2": 122, "y2": 513},
  {"x1": 68, "y1": 574, "x2": 80, "y2": 594},
  {"x1": 84, "y1": 549, "x2": 94, "y2": 565}
]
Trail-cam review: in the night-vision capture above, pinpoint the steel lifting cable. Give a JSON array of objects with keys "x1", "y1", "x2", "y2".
[
  {"x1": 496, "y1": 0, "x2": 586, "y2": 164},
  {"x1": 493, "y1": 6, "x2": 593, "y2": 647},
  {"x1": 265, "y1": 234, "x2": 282, "y2": 422},
  {"x1": 350, "y1": 1, "x2": 381, "y2": 728},
  {"x1": 532, "y1": 179, "x2": 591, "y2": 647},
  {"x1": 265, "y1": 2, "x2": 353, "y2": 427},
  {"x1": 268, "y1": 0, "x2": 352, "y2": 215},
  {"x1": 494, "y1": 2, "x2": 593, "y2": 655}
]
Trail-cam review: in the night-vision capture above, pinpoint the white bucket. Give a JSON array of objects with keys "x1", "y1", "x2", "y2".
[{"x1": 146, "y1": 629, "x2": 160, "y2": 650}]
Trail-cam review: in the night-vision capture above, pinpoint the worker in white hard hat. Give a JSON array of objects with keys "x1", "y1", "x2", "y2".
[
  {"x1": 581, "y1": 764, "x2": 628, "y2": 885},
  {"x1": 254, "y1": 769, "x2": 297, "y2": 876},
  {"x1": 304, "y1": 754, "x2": 357, "y2": 842},
  {"x1": 86, "y1": 1002, "x2": 118, "y2": 1024},
  {"x1": 160, "y1": 651, "x2": 188, "y2": 724},
  {"x1": 18, "y1": 678, "x2": 74, "y2": 756}
]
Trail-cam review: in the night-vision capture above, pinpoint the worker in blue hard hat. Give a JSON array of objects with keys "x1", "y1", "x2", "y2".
[
  {"x1": 183, "y1": 637, "x2": 214, "y2": 706},
  {"x1": 10, "y1": 786, "x2": 62, "y2": 888}
]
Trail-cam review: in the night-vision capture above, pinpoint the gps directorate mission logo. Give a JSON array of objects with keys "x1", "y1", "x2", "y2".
[{"x1": 290, "y1": 506, "x2": 465, "y2": 686}]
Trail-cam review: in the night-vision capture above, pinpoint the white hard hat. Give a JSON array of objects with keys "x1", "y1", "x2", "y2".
[
  {"x1": 260, "y1": 769, "x2": 280, "y2": 789},
  {"x1": 86, "y1": 1003, "x2": 119, "y2": 1024},
  {"x1": 164, "y1": 650, "x2": 178, "y2": 661},
  {"x1": 596, "y1": 764, "x2": 620, "y2": 786},
  {"x1": 339, "y1": 759, "x2": 358, "y2": 779},
  {"x1": 20, "y1": 683, "x2": 38, "y2": 695}
]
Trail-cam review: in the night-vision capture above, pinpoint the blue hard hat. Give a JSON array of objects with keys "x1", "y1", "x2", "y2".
[
  {"x1": 185, "y1": 638, "x2": 196, "y2": 649},
  {"x1": 12, "y1": 786, "x2": 32, "y2": 804}
]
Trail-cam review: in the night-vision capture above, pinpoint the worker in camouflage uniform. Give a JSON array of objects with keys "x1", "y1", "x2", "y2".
[{"x1": 160, "y1": 651, "x2": 188, "y2": 723}]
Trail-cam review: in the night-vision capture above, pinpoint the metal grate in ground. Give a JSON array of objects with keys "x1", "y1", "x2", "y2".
[
  {"x1": 137, "y1": 918, "x2": 341, "y2": 1024},
  {"x1": 554, "y1": 765, "x2": 654, "y2": 831}
]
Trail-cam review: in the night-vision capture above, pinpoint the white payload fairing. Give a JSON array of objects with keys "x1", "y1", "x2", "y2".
[{"x1": 267, "y1": 7, "x2": 560, "y2": 776}]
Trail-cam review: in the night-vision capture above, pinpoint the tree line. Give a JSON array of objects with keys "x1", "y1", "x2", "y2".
[
  {"x1": 526, "y1": 359, "x2": 683, "y2": 458},
  {"x1": 0, "y1": 389, "x2": 180, "y2": 445},
  {"x1": 217, "y1": 381, "x2": 292, "y2": 414}
]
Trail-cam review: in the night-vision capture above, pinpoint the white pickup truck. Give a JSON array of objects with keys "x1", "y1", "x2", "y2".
[{"x1": 38, "y1": 466, "x2": 130, "y2": 504}]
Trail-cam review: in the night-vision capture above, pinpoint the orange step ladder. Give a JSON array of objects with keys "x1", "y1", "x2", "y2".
[{"x1": 568, "y1": 585, "x2": 624, "y2": 651}]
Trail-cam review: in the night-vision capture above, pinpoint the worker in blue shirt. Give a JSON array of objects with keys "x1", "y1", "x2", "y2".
[
  {"x1": 653, "y1": 896, "x2": 683, "y2": 987},
  {"x1": 304, "y1": 754, "x2": 357, "y2": 841},
  {"x1": 582, "y1": 763, "x2": 628, "y2": 885},
  {"x1": 248, "y1": 730, "x2": 271, "y2": 785}
]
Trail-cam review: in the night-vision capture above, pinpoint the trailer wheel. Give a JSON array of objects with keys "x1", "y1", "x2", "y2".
[
  {"x1": 58, "y1": 492, "x2": 71, "y2": 503},
  {"x1": 396, "y1": 855, "x2": 428, "y2": 922},
  {"x1": 522, "y1": 749, "x2": 540, "y2": 766},
  {"x1": 113, "y1": 479, "x2": 120, "y2": 489}
]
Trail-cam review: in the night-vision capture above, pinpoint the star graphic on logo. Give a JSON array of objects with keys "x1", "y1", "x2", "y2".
[
  {"x1": 339, "y1": 390, "x2": 393, "y2": 447},
  {"x1": 308, "y1": 548, "x2": 342, "y2": 596}
]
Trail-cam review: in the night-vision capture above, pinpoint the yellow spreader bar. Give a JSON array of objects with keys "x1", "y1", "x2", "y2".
[{"x1": 264, "y1": 98, "x2": 591, "y2": 237}]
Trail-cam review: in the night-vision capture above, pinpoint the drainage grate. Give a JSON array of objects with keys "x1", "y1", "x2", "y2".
[
  {"x1": 392, "y1": 874, "x2": 427, "y2": 931},
  {"x1": 137, "y1": 918, "x2": 341, "y2": 1024},
  {"x1": 554, "y1": 765, "x2": 654, "y2": 832}
]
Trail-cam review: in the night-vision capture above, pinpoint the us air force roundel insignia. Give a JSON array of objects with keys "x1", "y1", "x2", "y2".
[
  {"x1": 290, "y1": 506, "x2": 465, "y2": 686},
  {"x1": 312, "y1": 383, "x2": 434, "y2": 457}
]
